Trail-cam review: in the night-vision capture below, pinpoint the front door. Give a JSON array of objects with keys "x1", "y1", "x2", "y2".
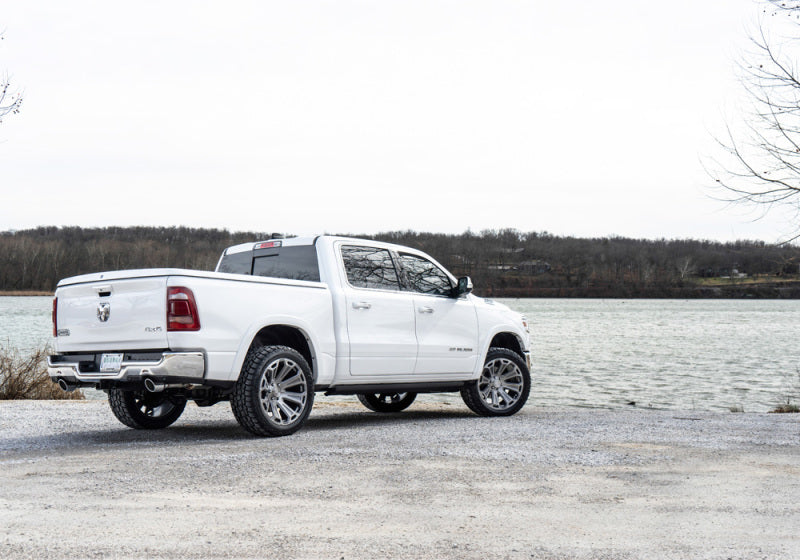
[{"x1": 397, "y1": 252, "x2": 479, "y2": 375}]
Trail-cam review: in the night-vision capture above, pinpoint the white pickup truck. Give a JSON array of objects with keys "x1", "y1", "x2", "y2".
[{"x1": 48, "y1": 236, "x2": 531, "y2": 436}]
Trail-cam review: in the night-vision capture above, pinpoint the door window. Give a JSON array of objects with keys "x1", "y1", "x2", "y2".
[
  {"x1": 398, "y1": 253, "x2": 452, "y2": 296},
  {"x1": 341, "y1": 246, "x2": 401, "y2": 291}
]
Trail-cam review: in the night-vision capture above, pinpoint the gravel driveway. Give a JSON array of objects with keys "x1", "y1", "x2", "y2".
[{"x1": 1, "y1": 399, "x2": 798, "y2": 559}]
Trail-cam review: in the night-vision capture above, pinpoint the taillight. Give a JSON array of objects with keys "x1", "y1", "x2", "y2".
[
  {"x1": 52, "y1": 297, "x2": 58, "y2": 337},
  {"x1": 167, "y1": 287, "x2": 201, "y2": 331}
]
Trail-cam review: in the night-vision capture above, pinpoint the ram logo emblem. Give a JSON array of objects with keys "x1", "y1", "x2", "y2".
[{"x1": 97, "y1": 302, "x2": 111, "y2": 323}]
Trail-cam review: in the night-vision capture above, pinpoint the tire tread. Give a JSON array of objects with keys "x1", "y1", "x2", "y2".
[
  {"x1": 230, "y1": 345, "x2": 314, "y2": 437},
  {"x1": 460, "y1": 347, "x2": 530, "y2": 417},
  {"x1": 108, "y1": 388, "x2": 187, "y2": 429},
  {"x1": 357, "y1": 392, "x2": 417, "y2": 413}
]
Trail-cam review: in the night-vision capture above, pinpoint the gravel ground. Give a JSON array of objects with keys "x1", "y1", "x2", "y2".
[{"x1": 1, "y1": 399, "x2": 798, "y2": 559}]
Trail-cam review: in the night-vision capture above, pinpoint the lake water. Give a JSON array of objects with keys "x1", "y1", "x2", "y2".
[
  {"x1": 0, "y1": 296, "x2": 53, "y2": 353},
  {"x1": 1, "y1": 296, "x2": 798, "y2": 412}
]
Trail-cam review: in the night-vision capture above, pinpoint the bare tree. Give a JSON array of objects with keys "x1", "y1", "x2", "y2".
[
  {"x1": 710, "y1": 1, "x2": 800, "y2": 239},
  {"x1": 0, "y1": 32, "x2": 23, "y2": 124}
]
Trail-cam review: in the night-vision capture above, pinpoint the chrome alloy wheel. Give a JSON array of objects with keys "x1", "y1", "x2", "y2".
[
  {"x1": 477, "y1": 357, "x2": 525, "y2": 412},
  {"x1": 258, "y1": 358, "x2": 308, "y2": 426},
  {"x1": 133, "y1": 392, "x2": 180, "y2": 418},
  {"x1": 376, "y1": 392, "x2": 408, "y2": 405}
]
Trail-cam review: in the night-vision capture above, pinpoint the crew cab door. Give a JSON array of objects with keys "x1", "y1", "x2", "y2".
[
  {"x1": 397, "y1": 252, "x2": 479, "y2": 375},
  {"x1": 340, "y1": 244, "x2": 418, "y2": 376}
]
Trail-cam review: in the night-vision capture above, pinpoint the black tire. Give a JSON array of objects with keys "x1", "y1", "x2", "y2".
[
  {"x1": 357, "y1": 392, "x2": 417, "y2": 413},
  {"x1": 108, "y1": 388, "x2": 187, "y2": 429},
  {"x1": 231, "y1": 345, "x2": 314, "y2": 437},
  {"x1": 461, "y1": 347, "x2": 530, "y2": 417}
]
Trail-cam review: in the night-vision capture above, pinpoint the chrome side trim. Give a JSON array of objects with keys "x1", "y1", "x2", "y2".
[{"x1": 47, "y1": 352, "x2": 205, "y2": 382}]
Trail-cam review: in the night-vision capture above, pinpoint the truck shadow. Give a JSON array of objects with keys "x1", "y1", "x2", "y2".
[
  {"x1": 1, "y1": 408, "x2": 476, "y2": 456},
  {"x1": 304, "y1": 408, "x2": 474, "y2": 432}
]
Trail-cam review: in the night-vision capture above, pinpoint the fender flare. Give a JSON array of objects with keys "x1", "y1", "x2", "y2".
[
  {"x1": 473, "y1": 326, "x2": 529, "y2": 377},
  {"x1": 229, "y1": 316, "x2": 326, "y2": 383}
]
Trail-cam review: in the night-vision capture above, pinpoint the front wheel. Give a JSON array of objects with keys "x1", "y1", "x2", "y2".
[
  {"x1": 108, "y1": 388, "x2": 187, "y2": 429},
  {"x1": 357, "y1": 392, "x2": 417, "y2": 412},
  {"x1": 461, "y1": 347, "x2": 530, "y2": 417},
  {"x1": 231, "y1": 345, "x2": 314, "y2": 437}
]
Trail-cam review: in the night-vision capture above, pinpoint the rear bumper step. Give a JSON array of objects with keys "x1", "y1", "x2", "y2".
[{"x1": 48, "y1": 352, "x2": 205, "y2": 383}]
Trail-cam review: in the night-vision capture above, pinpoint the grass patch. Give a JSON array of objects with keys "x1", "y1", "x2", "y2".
[
  {"x1": 0, "y1": 345, "x2": 84, "y2": 400},
  {"x1": 694, "y1": 275, "x2": 800, "y2": 287},
  {"x1": 770, "y1": 403, "x2": 800, "y2": 414}
]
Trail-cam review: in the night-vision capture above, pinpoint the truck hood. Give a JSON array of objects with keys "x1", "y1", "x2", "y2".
[{"x1": 473, "y1": 296, "x2": 516, "y2": 316}]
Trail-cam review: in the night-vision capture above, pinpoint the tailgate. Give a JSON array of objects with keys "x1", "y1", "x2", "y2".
[{"x1": 55, "y1": 277, "x2": 169, "y2": 352}]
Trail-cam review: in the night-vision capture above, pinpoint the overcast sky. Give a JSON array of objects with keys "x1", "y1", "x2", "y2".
[{"x1": 0, "y1": 1, "x2": 792, "y2": 241}]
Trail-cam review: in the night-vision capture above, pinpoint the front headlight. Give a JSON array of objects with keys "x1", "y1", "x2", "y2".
[{"x1": 520, "y1": 316, "x2": 531, "y2": 346}]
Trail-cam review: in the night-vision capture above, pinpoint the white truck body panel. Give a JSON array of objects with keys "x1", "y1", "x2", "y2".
[
  {"x1": 344, "y1": 287, "x2": 418, "y2": 376},
  {"x1": 412, "y1": 293, "x2": 479, "y2": 375}
]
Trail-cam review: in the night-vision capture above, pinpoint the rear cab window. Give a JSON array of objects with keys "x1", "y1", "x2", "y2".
[{"x1": 217, "y1": 241, "x2": 321, "y2": 282}]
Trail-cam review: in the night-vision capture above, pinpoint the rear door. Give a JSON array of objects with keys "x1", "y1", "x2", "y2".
[
  {"x1": 56, "y1": 276, "x2": 169, "y2": 352},
  {"x1": 340, "y1": 244, "x2": 418, "y2": 376}
]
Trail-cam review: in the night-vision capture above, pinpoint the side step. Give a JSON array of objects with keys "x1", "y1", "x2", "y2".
[{"x1": 322, "y1": 381, "x2": 468, "y2": 396}]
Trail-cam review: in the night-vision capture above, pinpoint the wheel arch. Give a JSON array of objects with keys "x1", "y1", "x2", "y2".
[
  {"x1": 248, "y1": 324, "x2": 315, "y2": 375},
  {"x1": 473, "y1": 329, "x2": 528, "y2": 377},
  {"x1": 231, "y1": 321, "x2": 320, "y2": 383},
  {"x1": 488, "y1": 331, "x2": 525, "y2": 357}
]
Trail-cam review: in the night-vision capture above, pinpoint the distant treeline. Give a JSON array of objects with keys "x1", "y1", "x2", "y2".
[
  {"x1": 369, "y1": 230, "x2": 800, "y2": 298},
  {"x1": 0, "y1": 227, "x2": 269, "y2": 293},
  {"x1": 3, "y1": 226, "x2": 800, "y2": 298}
]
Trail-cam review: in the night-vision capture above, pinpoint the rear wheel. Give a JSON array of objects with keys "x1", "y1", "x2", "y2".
[
  {"x1": 231, "y1": 345, "x2": 314, "y2": 437},
  {"x1": 357, "y1": 392, "x2": 417, "y2": 412},
  {"x1": 108, "y1": 388, "x2": 187, "y2": 429},
  {"x1": 461, "y1": 347, "x2": 530, "y2": 416}
]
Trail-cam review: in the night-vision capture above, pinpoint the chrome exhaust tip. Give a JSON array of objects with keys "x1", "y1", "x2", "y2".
[
  {"x1": 143, "y1": 378, "x2": 164, "y2": 393},
  {"x1": 57, "y1": 378, "x2": 78, "y2": 392}
]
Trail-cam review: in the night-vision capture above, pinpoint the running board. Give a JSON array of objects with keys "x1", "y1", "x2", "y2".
[{"x1": 322, "y1": 381, "x2": 468, "y2": 396}]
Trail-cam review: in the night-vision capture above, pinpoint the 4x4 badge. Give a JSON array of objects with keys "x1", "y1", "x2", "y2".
[{"x1": 97, "y1": 302, "x2": 111, "y2": 322}]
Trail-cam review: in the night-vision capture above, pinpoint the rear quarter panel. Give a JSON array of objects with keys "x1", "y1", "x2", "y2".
[{"x1": 165, "y1": 274, "x2": 336, "y2": 383}]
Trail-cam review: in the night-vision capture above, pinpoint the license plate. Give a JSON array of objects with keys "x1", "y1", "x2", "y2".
[{"x1": 100, "y1": 353, "x2": 124, "y2": 373}]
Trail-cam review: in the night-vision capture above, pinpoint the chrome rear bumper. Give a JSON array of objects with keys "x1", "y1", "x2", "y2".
[{"x1": 47, "y1": 352, "x2": 205, "y2": 383}]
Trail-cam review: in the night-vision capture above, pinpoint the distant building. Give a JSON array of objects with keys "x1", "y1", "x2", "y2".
[{"x1": 518, "y1": 260, "x2": 551, "y2": 275}]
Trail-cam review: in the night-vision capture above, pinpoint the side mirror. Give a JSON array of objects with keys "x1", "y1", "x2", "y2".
[{"x1": 453, "y1": 276, "x2": 473, "y2": 297}]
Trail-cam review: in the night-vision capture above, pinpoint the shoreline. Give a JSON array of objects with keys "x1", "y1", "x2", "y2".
[{"x1": 4, "y1": 283, "x2": 800, "y2": 299}]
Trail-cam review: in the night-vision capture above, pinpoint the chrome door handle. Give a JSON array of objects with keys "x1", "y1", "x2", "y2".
[
  {"x1": 352, "y1": 302, "x2": 372, "y2": 310},
  {"x1": 418, "y1": 306, "x2": 434, "y2": 314}
]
